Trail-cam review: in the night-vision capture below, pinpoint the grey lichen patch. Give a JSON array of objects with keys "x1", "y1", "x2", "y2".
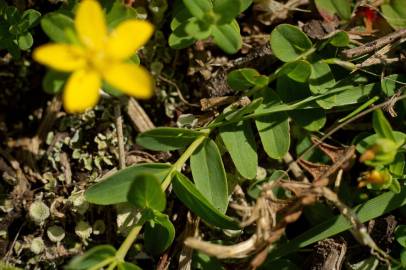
[
  {"x1": 68, "y1": 189, "x2": 89, "y2": 215},
  {"x1": 29, "y1": 201, "x2": 50, "y2": 224},
  {"x1": 30, "y1": 237, "x2": 45, "y2": 254},
  {"x1": 47, "y1": 225, "x2": 65, "y2": 243},
  {"x1": 75, "y1": 220, "x2": 92, "y2": 241}
]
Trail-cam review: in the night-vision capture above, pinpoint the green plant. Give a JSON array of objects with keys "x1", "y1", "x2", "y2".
[
  {"x1": 168, "y1": 0, "x2": 252, "y2": 53},
  {"x1": 0, "y1": 0, "x2": 40, "y2": 58},
  {"x1": 73, "y1": 17, "x2": 406, "y2": 267}
]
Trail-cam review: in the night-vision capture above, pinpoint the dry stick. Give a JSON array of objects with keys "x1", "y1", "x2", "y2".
[
  {"x1": 282, "y1": 152, "x2": 309, "y2": 183},
  {"x1": 342, "y1": 28, "x2": 406, "y2": 58},
  {"x1": 114, "y1": 102, "x2": 126, "y2": 170},
  {"x1": 126, "y1": 97, "x2": 155, "y2": 132},
  {"x1": 59, "y1": 152, "x2": 72, "y2": 186}
]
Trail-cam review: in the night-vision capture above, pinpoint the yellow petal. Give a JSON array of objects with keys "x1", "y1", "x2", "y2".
[
  {"x1": 33, "y1": 44, "x2": 86, "y2": 72},
  {"x1": 103, "y1": 63, "x2": 153, "y2": 99},
  {"x1": 106, "y1": 20, "x2": 154, "y2": 60},
  {"x1": 63, "y1": 69, "x2": 101, "y2": 113},
  {"x1": 75, "y1": 0, "x2": 107, "y2": 50}
]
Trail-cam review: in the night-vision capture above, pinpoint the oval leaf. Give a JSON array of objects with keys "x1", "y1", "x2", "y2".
[
  {"x1": 172, "y1": 172, "x2": 239, "y2": 229},
  {"x1": 220, "y1": 121, "x2": 257, "y2": 179},
  {"x1": 85, "y1": 163, "x2": 171, "y2": 205},
  {"x1": 270, "y1": 24, "x2": 312, "y2": 62},
  {"x1": 227, "y1": 68, "x2": 269, "y2": 91},
  {"x1": 277, "y1": 60, "x2": 311, "y2": 83},
  {"x1": 127, "y1": 174, "x2": 166, "y2": 211},
  {"x1": 144, "y1": 211, "x2": 175, "y2": 255},
  {"x1": 255, "y1": 89, "x2": 290, "y2": 159},
  {"x1": 309, "y1": 61, "x2": 335, "y2": 94},
  {"x1": 191, "y1": 138, "x2": 228, "y2": 213},
  {"x1": 40, "y1": 12, "x2": 74, "y2": 43},
  {"x1": 183, "y1": 0, "x2": 213, "y2": 19},
  {"x1": 212, "y1": 22, "x2": 242, "y2": 54}
]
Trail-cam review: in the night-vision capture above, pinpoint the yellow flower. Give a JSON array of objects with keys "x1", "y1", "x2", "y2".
[{"x1": 33, "y1": 0, "x2": 154, "y2": 113}]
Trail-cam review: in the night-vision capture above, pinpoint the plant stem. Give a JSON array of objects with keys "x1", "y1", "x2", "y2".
[
  {"x1": 161, "y1": 134, "x2": 208, "y2": 191},
  {"x1": 115, "y1": 102, "x2": 126, "y2": 170},
  {"x1": 116, "y1": 220, "x2": 144, "y2": 261},
  {"x1": 88, "y1": 257, "x2": 115, "y2": 270}
]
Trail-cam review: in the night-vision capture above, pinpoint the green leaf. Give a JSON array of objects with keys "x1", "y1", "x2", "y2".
[
  {"x1": 316, "y1": 82, "x2": 377, "y2": 109},
  {"x1": 190, "y1": 138, "x2": 228, "y2": 213},
  {"x1": 85, "y1": 163, "x2": 171, "y2": 205},
  {"x1": 396, "y1": 225, "x2": 406, "y2": 248},
  {"x1": 219, "y1": 121, "x2": 257, "y2": 179},
  {"x1": 381, "y1": 74, "x2": 406, "y2": 97},
  {"x1": 270, "y1": 24, "x2": 312, "y2": 62},
  {"x1": 255, "y1": 90, "x2": 290, "y2": 159},
  {"x1": 66, "y1": 245, "x2": 116, "y2": 270},
  {"x1": 373, "y1": 109, "x2": 396, "y2": 141},
  {"x1": 144, "y1": 211, "x2": 175, "y2": 255},
  {"x1": 212, "y1": 22, "x2": 242, "y2": 54},
  {"x1": 182, "y1": 0, "x2": 213, "y2": 19},
  {"x1": 213, "y1": 0, "x2": 242, "y2": 24},
  {"x1": 291, "y1": 109, "x2": 326, "y2": 131},
  {"x1": 277, "y1": 60, "x2": 311, "y2": 83},
  {"x1": 21, "y1": 9, "x2": 41, "y2": 29},
  {"x1": 117, "y1": 262, "x2": 142, "y2": 270},
  {"x1": 381, "y1": 0, "x2": 406, "y2": 29},
  {"x1": 171, "y1": 5, "x2": 192, "y2": 30},
  {"x1": 390, "y1": 179, "x2": 401, "y2": 194},
  {"x1": 4, "y1": 6, "x2": 19, "y2": 25},
  {"x1": 172, "y1": 172, "x2": 239, "y2": 229},
  {"x1": 42, "y1": 70, "x2": 68, "y2": 95},
  {"x1": 390, "y1": 153, "x2": 405, "y2": 178},
  {"x1": 169, "y1": 19, "x2": 197, "y2": 49},
  {"x1": 237, "y1": 0, "x2": 253, "y2": 13},
  {"x1": 40, "y1": 12, "x2": 74, "y2": 43},
  {"x1": 136, "y1": 127, "x2": 205, "y2": 151},
  {"x1": 227, "y1": 68, "x2": 269, "y2": 91},
  {"x1": 127, "y1": 174, "x2": 166, "y2": 211},
  {"x1": 0, "y1": 38, "x2": 20, "y2": 59},
  {"x1": 184, "y1": 17, "x2": 212, "y2": 40},
  {"x1": 401, "y1": 249, "x2": 406, "y2": 268},
  {"x1": 329, "y1": 31, "x2": 349, "y2": 47},
  {"x1": 105, "y1": 0, "x2": 138, "y2": 28},
  {"x1": 315, "y1": 0, "x2": 351, "y2": 21},
  {"x1": 268, "y1": 189, "x2": 406, "y2": 260},
  {"x1": 309, "y1": 61, "x2": 335, "y2": 94},
  {"x1": 16, "y1": 32, "x2": 33, "y2": 50}
]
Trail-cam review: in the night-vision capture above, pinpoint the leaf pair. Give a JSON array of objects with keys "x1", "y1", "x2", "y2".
[
  {"x1": 169, "y1": 0, "x2": 252, "y2": 54},
  {"x1": 0, "y1": 3, "x2": 41, "y2": 58}
]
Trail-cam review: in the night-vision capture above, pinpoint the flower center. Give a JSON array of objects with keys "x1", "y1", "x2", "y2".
[{"x1": 84, "y1": 47, "x2": 113, "y2": 73}]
